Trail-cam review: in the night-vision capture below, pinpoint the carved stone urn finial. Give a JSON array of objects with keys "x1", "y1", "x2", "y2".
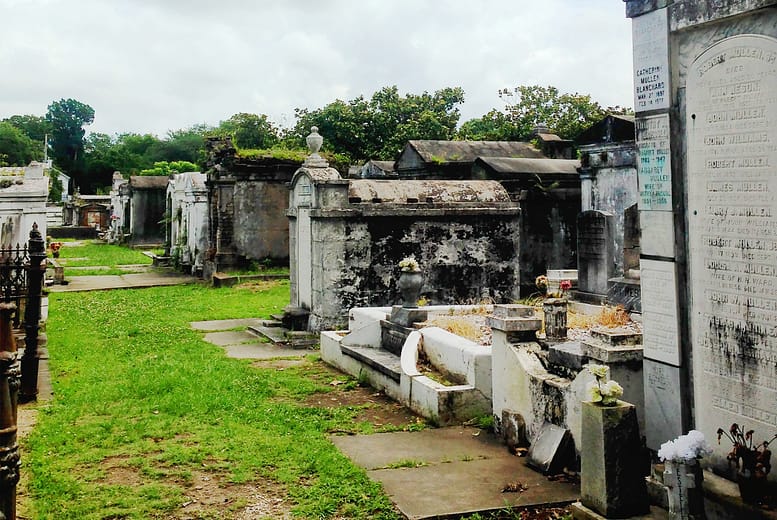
[
  {"x1": 306, "y1": 126, "x2": 323, "y2": 154},
  {"x1": 303, "y1": 126, "x2": 328, "y2": 167}
]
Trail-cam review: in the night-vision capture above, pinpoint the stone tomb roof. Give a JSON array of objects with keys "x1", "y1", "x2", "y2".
[
  {"x1": 347, "y1": 179, "x2": 511, "y2": 204},
  {"x1": 474, "y1": 157, "x2": 580, "y2": 175},
  {"x1": 402, "y1": 140, "x2": 545, "y2": 165},
  {"x1": 130, "y1": 175, "x2": 169, "y2": 190}
]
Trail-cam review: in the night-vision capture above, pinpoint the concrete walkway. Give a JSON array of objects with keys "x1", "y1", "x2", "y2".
[
  {"x1": 48, "y1": 271, "x2": 197, "y2": 292},
  {"x1": 192, "y1": 318, "x2": 315, "y2": 359},
  {"x1": 332, "y1": 426, "x2": 579, "y2": 519}
]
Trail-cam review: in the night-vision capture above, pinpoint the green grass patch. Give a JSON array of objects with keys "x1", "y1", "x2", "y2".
[
  {"x1": 56, "y1": 241, "x2": 152, "y2": 268},
  {"x1": 27, "y1": 282, "x2": 401, "y2": 519}
]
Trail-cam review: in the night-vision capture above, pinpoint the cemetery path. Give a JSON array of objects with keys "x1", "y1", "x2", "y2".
[
  {"x1": 196, "y1": 318, "x2": 580, "y2": 519},
  {"x1": 48, "y1": 271, "x2": 198, "y2": 292}
]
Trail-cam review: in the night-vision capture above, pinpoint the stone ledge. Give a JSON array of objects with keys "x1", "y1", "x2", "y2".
[
  {"x1": 487, "y1": 316, "x2": 542, "y2": 332},
  {"x1": 571, "y1": 501, "x2": 667, "y2": 519},
  {"x1": 492, "y1": 304, "x2": 535, "y2": 319},
  {"x1": 703, "y1": 470, "x2": 777, "y2": 520},
  {"x1": 581, "y1": 339, "x2": 644, "y2": 364}
]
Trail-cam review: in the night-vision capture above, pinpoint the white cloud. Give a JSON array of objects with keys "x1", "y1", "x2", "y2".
[{"x1": 0, "y1": 0, "x2": 633, "y2": 136}]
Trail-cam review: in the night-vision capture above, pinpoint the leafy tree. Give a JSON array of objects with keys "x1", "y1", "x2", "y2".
[
  {"x1": 217, "y1": 113, "x2": 278, "y2": 150},
  {"x1": 3, "y1": 114, "x2": 51, "y2": 143},
  {"x1": 138, "y1": 161, "x2": 199, "y2": 176},
  {"x1": 48, "y1": 168, "x2": 63, "y2": 202},
  {"x1": 148, "y1": 125, "x2": 212, "y2": 165},
  {"x1": 46, "y1": 98, "x2": 95, "y2": 188},
  {"x1": 286, "y1": 85, "x2": 465, "y2": 161},
  {"x1": 0, "y1": 122, "x2": 38, "y2": 166},
  {"x1": 458, "y1": 85, "x2": 619, "y2": 142}
]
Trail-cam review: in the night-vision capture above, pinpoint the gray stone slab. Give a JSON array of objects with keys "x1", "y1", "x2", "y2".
[
  {"x1": 333, "y1": 426, "x2": 579, "y2": 520},
  {"x1": 372, "y1": 457, "x2": 578, "y2": 520},
  {"x1": 487, "y1": 316, "x2": 542, "y2": 332},
  {"x1": 331, "y1": 426, "x2": 505, "y2": 470},
  {"x1": 190, "y1": 318, "x2": 265, "y2": 332},
  {"x1": 48, "y1": 272, "x2": 196, "y2": 292},
  {"x1": 581, "y1": 339, "x2": 644, "y2": 364},
  {"x1": 643, "y1": 359, "x2": 684, "y2": 451},
  {"x1": 492, "y1": 304, "x2": 535, "y2": 319},
  {"x1": 577, "y1": 210, "x2": 615, "y2": 296},
  {"x1": 548, "y1": 342, "x2": 587, "y2": 371},
  {"x1": 527, "y1": 422, "x2": 574, "y2": 475},
  {"x1": 686, "y1": 33, "x2": 777, "y2": 451},
  {"x1": 340, "y1": 345, "x2": 401, "y2": 382},
  {"x1": 248, "y1": 325, "x2": 290, "y2": 344},
  {"x1": 202, "y1": 330, "x2": 260, "y2": 347},
  {"x1": 223, "y1": 343, "x2": 311, "y2": 360},
  {"x1": 631, "y1": 7, "x2": 669, "y2": 111}
]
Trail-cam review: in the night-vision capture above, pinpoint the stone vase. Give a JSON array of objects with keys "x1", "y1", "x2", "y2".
[
  {"x1": 542, "y1": 297, "x2": 568, "y2": 340},
  {"x1": 398, "y1": 271, "x2": 423, "y2": 308},
  {"x1": 664, "y1": 459, "x2": 704, "y2": 520},
  {"x1": 580, "y1": 400, "x2": 650, "y2": 518}
]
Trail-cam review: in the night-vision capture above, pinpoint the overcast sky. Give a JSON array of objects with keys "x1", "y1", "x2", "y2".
[{"x1": 1, "y1": 0, "x2": 634, "y2": 137}]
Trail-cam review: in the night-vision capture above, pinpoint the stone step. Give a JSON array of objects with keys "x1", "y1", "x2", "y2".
[
  {"x1": 341, "y1": 345, "x2": 401, "y2": 382},
  {"x1": 286, "y1": 330, "x2": 319, "y2": 349},
  {"x1": 248, "y1": 325, "x2": 289, "y2": 345},
  {"x1": 261, "y1": 319, "x2": 284, "y2": 328}
]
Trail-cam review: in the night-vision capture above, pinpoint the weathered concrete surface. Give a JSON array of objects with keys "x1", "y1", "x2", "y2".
[
  {"x1": 190, "y1": 318, "x2": 265, "y2": 332},
  {"x1": 332, "y1": 426, "x2": 579, "y2": 519},
  {"x1": 48, "y1": 272, "x2": 197, "y2": 292},
  {"x1": 202, "y1": 330, "x2": 260, "y2": 346},
  {"x1": 195, "y1": 319, "x2": 313, "y2": 359}
]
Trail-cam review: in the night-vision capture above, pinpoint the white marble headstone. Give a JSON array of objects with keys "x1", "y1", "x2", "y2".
[
  {"x1": 632, "y1": 8, "x2": 670, "y2": 112},
  {"x1": 687, "y1": 35, "x2": 777, "y2": 444}
]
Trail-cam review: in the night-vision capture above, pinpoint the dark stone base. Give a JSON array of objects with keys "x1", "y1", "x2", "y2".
[
  {"x1": 607, "y1": 277, "x2": 641, "y2": 313},
  {"x1": 389, "y1": 306, "x2": 429, "y2": 328},
  {"x1": 281, "y1": 306, "x2": 310, "y2": 331},
  {"x1": 47, "y1": 226, "x2": 99, "y2": 239},
  {"x1": 380, "y1": 320, "x2": 413, "y2": 356},
  {"x1": 570, "y1": 290, "x2": 607, "y2": 305}
]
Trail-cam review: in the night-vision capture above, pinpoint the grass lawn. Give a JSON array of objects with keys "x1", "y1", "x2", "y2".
[
  {"x1": 25, "y1": 281, "x2": 405, "y2": 519},
  {"x1": 56, "y1": 241, "x2": 152, "y2": 268}
]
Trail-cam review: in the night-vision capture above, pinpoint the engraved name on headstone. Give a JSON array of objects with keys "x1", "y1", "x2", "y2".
[
  {"x1": 637, "y1": 115, "x2": 672, "y2": 211},
  {"x1": 640, "y1": 259, "x2": 680, "y2": 366},
  {"x1": 687, "y1": 35, "x2": 777, "y2": 438},
  {"x1": 632, "y1": 8, "x2": 670, "y2": 112}
]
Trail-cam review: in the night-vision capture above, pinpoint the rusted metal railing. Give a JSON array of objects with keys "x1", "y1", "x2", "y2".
[{"x1": 0, "y1": 223, "x2": 47, "y2": 519}]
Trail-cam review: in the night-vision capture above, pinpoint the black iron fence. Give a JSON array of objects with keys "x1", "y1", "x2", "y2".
[{"x1": 0, "y1": 223, "x2": 46, "y2": 520}]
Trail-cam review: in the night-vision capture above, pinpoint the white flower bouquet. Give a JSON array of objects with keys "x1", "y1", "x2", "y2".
[
  {"x1": 398, "y1": 257, "x2": 420, "y2": 272},
  {"x1": 658, "y1": 430, "x2": 711, "y2": 462}
]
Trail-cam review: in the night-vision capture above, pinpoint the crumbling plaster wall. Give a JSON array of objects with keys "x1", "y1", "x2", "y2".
[{"x1": 308, "y1": 213, "x2": 520, "y2": 331}]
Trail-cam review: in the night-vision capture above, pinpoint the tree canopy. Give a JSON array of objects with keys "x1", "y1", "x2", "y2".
[
  {"x1": 217, "y1": 113, "x2": 278, "y2": 150},
  {"x1": 286, "y1": 86, "x2": 465, "y2": 161},
  {"x1": 0, "y1": 85, "x2": 631, "y2": 193},
  {"x1": 458, "y1": 85, "x2": 629, "y2": 142},
  {"x1": 46, "y1": 98, "x2": 95, "y2": 188},
  {"x1": 0, "y1": 122, "x2": 38, "y2": 166}
]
